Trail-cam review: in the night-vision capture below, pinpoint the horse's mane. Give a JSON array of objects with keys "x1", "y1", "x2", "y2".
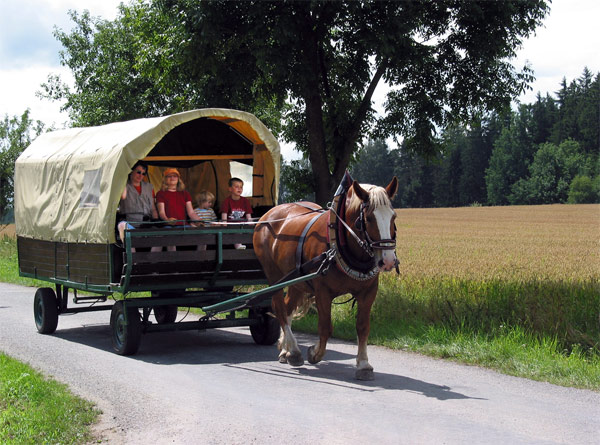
[{"x1": 346, "y1": 183, "x2": 391, "y2": 216}]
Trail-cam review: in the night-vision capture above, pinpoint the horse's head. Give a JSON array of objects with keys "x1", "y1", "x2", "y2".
[{"x1": 347, "y1": 177, "x2": 399, "y2": 272}]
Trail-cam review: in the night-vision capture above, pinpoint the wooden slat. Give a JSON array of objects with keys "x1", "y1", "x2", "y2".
[
  {"x1": 125, "y1": 270, "x2": 267, "y2": 288},
  {"x1": 127, "y1": 230, "x2": 254, "y2": 248},
  {"x1": 128, "y1": 259, "x2": 263, "y2": 276}
]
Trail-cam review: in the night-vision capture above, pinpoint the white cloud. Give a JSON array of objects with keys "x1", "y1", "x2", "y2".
[
  {"x1": 0, "y1": 0, "x2": 121, "y2": 125},
  {"x1": 0, "y1": 64, "x2": 73, "y2": 127},
  {"x1": 514, "y1": 0, "x2": 600, "y2": 103}
]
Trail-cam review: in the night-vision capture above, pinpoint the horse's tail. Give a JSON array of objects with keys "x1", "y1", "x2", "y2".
[{"x1": 292, "y1": 295, "x2": 315, "y2": 320}]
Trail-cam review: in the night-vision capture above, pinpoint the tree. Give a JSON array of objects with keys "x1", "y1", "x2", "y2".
[
  {"x1": 279, "y1": 159, "x2": 314, "y2": 203},
  {"x1": 392, "y1": 146, "x2": 437, "y2": 208},
  {"x1": 550, "y1": 69, "x2": 600, "y2": 153},
  {"x1": 485, "y1": 107, "x2": 535, "y2": 205},
  {"x1": 350, "y1": 139, "x2": 395, "y2": 187},
  {"x1": 46, "y1": 0, "x2": 550, "y2": 205},
  {"x1": 568, "y1": 175, "x2": 598, "y2": 204},
  {"x1": 0, "y1": 110, "x2": 45, "y2": 222},
  {"x1": 41, "y1": 4, "x2": 285, "y2": 133},
  {"x1": 529, "y1": 92, "x2": 558, "y2": 145},
  {"x1": 510, "y1": 140, "x2": 585, "y2": 204}
]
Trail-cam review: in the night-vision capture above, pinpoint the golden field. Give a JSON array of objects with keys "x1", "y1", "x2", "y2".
[{"x1": 395, "y1": 204, "x2": 600, "y2": 282}]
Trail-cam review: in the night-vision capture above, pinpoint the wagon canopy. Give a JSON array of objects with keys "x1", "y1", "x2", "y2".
[{"x1": 15, "y1": 108, "x2": 280, "y2": 243}]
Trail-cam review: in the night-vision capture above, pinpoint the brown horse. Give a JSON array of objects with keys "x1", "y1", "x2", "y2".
[{"x1": 253, "y1": 175, "x2": 398, "y2": 380}]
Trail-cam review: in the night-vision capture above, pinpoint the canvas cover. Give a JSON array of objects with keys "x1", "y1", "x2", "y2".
[{"x1": 15, "y1": 108, "x2": 280, "y2": 243}]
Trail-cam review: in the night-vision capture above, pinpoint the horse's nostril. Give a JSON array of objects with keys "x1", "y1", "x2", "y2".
[{"x1": 378, "y1": 259, "x2": 384, "y2": 268}]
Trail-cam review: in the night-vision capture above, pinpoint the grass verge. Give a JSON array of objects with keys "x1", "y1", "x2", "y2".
[
  {"x1": 295, "y1": 309, "x2": 600, "y2": 390},
  {"x1": 0, "y1": 353, "x2": 100, "y2": 444}
]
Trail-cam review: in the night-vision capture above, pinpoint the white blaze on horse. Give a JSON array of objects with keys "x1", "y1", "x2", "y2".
[{"x1": 253, "y1": 174, "x2": 398, "y2": 380}]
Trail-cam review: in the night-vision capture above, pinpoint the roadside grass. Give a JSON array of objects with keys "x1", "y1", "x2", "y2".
[
  {"x1": 0, "y1": 352, "x2": 100, "y2": 444},
  {"x1": 0, "y1": 235, "x2": 45, "y2": 288},
  {"x1": 294, "y1": 307, "x2": 600, "y2": 390}
]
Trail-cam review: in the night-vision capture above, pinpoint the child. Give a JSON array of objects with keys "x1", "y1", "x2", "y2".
[
  {"x1": 193, "y1": 190, "x2": 217, "y2": 224},
  {"x1": 220, "y1": 177, "x2": 252, "y2": 249},
  {"x1": 156, "y1": 168, "x2": 201, "y2": 251}
]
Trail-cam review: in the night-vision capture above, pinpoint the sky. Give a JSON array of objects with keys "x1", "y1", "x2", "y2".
[{"x1": 1, "y1": 0, "x2": 599, "y2": 160}]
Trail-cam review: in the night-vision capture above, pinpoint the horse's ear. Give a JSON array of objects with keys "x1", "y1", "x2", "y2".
[
  {"x1": 352, "y1": 181, "x2": 370, "y2": 202},
  {"x1": 386, "y1": 176, "x2": 398, "y2": 199}
]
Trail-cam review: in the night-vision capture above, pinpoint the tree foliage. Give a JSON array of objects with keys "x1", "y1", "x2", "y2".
[
  {"x1": 340, "y1": 68, "x2": 599, "y2": 208},
  {"x1": 568, "y1": 175, "x2": 599, "y2": 204},
  {"x1": 43, "y1": 0, "x2": 549, "y2": 205},
  {"x1": 40, "y1": 3, "x2": 285, "y2": 133},
  {"x1": 0, "y1": 111, "x2": 45, "y2": 222}
]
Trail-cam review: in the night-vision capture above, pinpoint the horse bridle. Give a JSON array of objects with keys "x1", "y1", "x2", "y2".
[
  {"x1": 329, "y1": 201, "x2": 396, "y2": 258},
  {"x1": 354, "y1": 202, "x2": 397, "y2": 257}
]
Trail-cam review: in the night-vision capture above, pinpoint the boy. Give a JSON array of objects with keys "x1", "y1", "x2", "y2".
[{"x1": 221, "y1": 177, "x2": 252, "y2": 249}]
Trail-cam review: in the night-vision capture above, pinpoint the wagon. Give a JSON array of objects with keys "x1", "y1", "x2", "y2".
[{"x1": 15, "y1": 109, "x2": 321, "y2": 355}]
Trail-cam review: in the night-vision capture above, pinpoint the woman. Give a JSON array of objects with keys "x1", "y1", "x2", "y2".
[{"x1": 117, "y1": 161, "x2": 159, "y2": 247}]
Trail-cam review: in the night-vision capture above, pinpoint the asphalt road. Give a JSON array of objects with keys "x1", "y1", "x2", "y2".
[{"x1": 1, "y1": 282, "x2": 599, "y2": 444}]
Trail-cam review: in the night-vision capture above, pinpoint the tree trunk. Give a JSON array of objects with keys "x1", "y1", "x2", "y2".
[{"x1": 298, "y1": 11, "x2": 333, "y2": 205}]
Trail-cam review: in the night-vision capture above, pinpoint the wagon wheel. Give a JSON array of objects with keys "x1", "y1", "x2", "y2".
[
  {"x1": 110, "y1": 301, "x2": 142, "y2": 355},
  {"x1": 154, "y1": 305, "x2": 178, "y2": 324},
  {"x1": 249, "y1": 308, "x2": 280, "y2": 345},
  {"x1": 33, "y1": 287, "x2": 59, "y2": 334}
]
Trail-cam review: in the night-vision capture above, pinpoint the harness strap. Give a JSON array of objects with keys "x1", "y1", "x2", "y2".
[
  {"x1": 296, "y1": 212, "x2": 325, "y2": 272},
  {"x1": 293, "y1": 201, "x2": 324, "y2": 212}
]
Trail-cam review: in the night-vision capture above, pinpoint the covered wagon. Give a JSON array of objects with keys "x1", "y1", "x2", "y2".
[{"x1": 15, "y1": 108, "x2": 283, "y2": 354}]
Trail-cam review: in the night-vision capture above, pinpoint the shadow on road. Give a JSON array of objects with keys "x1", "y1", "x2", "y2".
[{"x1": 52, "y1": 321, "x2": 481, "y2": 402}]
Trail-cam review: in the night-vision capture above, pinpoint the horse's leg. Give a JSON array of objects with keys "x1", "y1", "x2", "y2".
[
  {"x1": 307, "y1": 290, "x2": 333, "y2": 365},
  {"x1": 354, "y1": 286, "x2": 378, "y2": 381},
  {"x1": 272, "y1": 287, "x2": 304, "y2": 366},
  {"x1": 281, "y1": 286, "x2": 305, "y2": 366},
  {"x1": 271, "y1": 289, "x2": 292, "y2": 363}
]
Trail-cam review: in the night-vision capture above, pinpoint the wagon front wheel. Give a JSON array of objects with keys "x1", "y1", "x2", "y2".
[
  {"x1": 110, "y1": 301, "x2": 142, "y2": 355},
  {"x1": 34, "y1": 287, "x2": 59, "y2": 334},
  {"x1": 249, "y1": 308, "x2": 280, "y2": 345}
]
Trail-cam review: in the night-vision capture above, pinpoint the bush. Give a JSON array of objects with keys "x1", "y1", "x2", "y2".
[{"x1": 568, "y1": 175, "x2": 598, "y2": 203}]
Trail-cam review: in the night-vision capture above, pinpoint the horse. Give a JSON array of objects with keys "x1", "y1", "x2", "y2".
[{"x1": 253, "y1": 175, "x2": 398, "y2": 380}]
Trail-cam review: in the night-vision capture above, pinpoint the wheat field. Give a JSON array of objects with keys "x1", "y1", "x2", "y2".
[
  {"x1": 365, "y1": 204, "x2": 600, "y2": 351},
  {"x1": 395, "y1": 204, "x2": 599, "y2": 282}
]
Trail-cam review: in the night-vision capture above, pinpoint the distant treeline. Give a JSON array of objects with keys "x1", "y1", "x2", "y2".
[
  {"x1": 281, "y1": 68, "x2": 599, "y2": 207},
  {"x1": 349, "y1": 68, "x2": 599, "y2": 207}
]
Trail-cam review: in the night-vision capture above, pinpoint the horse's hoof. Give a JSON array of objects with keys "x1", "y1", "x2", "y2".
[
  {"x1": 286, "y1": 352, "x2": 304, "y2": 367},
  {"x1": 278, "y1": 355, "x2": 287, "y2": 364},
  {"x1": 355, "y1": 368, "x2": 375, "y2": 381},
  {"x1": 307, "y1": 345, "x2": 320, "y2": 364}
]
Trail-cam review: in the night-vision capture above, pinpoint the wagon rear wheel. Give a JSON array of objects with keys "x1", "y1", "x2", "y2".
[
  {"x1": 110, "y1": 301, "x2": 142, "y2": 355},
  {"x1": 33, "y1": 287, "x2": 59, "y2": 334},
  {"x1": 249, "y1": 308, "x2": 280, "y2": 345},
  {"x1": 154, "y1": 305, "x2": 178, "y2": 324}
]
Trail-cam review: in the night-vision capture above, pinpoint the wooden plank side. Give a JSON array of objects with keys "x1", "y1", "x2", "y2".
[
  {"x1": 17, "y1": 237, "x2": 56, "y2": 278},
  {"x1": 67, "y1": 243, "x2": 111, "y2": 285},
  {"x1": 17, "y1": 237, "x2": 111, "y2": 285}
]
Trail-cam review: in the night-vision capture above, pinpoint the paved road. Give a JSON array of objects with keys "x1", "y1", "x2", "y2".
[{"x1": 1, "y1": 282, "x2": 599, "y2": 444}]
